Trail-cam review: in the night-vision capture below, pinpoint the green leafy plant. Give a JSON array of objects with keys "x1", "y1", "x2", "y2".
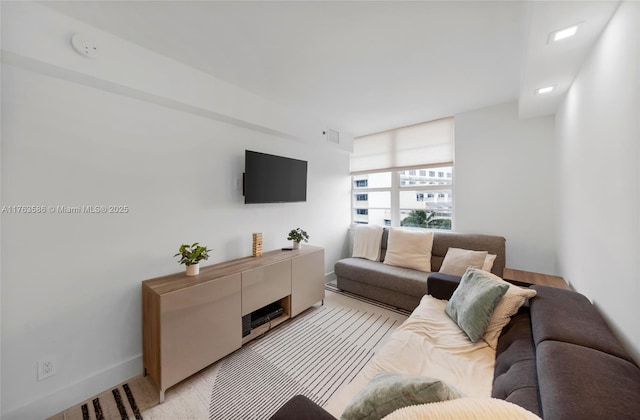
[
  {"x1": 287, "y1": 228, "x2": 309, "y2": 243},
  {"x1": 174, "y1": 242, "x2": 211, "y2": 266}
]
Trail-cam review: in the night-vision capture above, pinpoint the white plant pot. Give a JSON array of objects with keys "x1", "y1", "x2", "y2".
[
  {"x1": 186, "y1": 263, "x2": 200, "y2": 276},
  {"x1": 293, "y1": 241, "x2": 301, "y2": 250}
]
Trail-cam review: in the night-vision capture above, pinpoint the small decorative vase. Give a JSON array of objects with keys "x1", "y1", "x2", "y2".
[
  {"x1": 293, "y1": 241, "x2": 301, "y2": 250},
  {"x1": 186, "y1": 263, "x2": 200, "y2": 276}
]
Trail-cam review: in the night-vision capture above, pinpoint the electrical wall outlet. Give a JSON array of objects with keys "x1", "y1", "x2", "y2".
[{"x1": 37, "y1": 357, "x2": 57, "y2": 381}]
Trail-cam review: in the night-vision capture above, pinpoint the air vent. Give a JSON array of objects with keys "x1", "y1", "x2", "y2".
[{"x1": 326, "y1": 129, "x2": 340, "y2": 144}]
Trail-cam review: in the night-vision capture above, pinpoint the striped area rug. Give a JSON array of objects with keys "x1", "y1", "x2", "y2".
[
  {"x1": 208, "y1": 292, "x2": 406, "y2": 419},
  {"x1": 50, "y1": 380, "x2": 154, "y2": 420},
  {"x1": 82, "y1": 384, "x2": 142, "y2": 420},
  {"x1": 50, "y1": 290, "x2": 407, "y2": 420}
]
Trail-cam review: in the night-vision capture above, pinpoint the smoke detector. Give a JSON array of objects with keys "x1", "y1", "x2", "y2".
[{"x1": 71, "y1": 33, "x2": 99, "y2": 59}]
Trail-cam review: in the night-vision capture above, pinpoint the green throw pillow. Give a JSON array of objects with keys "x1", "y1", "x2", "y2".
[
  {"x1": 445, "y1": 267, "x2": 509, "y2": 342},
  {"x1": 341, "y1": 372, "x2": 463, "y2": 420}
]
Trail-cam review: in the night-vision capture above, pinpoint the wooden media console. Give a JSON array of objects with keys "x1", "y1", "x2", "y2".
[{"x1": 142, "y1": 246, "x2": 325, "y2": 402}]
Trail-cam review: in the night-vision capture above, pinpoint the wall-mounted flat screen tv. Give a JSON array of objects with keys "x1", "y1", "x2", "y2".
[{"x1": 244, "y1": 150, "x2": 308, "y2": 204}]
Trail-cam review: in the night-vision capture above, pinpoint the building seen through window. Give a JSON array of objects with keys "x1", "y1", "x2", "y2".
[{"x1": 352, "y1": 167, "x2": 453, "y2": 229}]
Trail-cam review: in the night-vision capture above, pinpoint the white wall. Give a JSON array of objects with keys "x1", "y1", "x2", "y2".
[
  {"x1": 555, "y1": 1, "x2": 640, "y2": 361},
  {"x1": 0, "y1": 3, "x2": 351, "y2": 418},
  {"x1": 454, "y1": 102, "x2": 557, "y2": 274}
]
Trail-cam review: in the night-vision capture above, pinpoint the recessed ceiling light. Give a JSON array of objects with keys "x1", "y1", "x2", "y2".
[
  {"x1": 535, "y1": 86, "x2": 555, "y2": 95},
  {"x1": 549, "y1": 23, "x2": 582, "y2": 43}
]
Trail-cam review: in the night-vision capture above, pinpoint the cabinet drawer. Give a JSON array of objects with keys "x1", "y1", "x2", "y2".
[
  {"x1": 161, "y1": 273, "x2": 241, "y2": 389},
  {"x1": 242, "y1": 260, "x2": 291, "y2": 315}
]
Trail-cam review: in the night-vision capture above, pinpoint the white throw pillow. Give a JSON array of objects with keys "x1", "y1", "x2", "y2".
[
  {"x1": 383, "y1": 228, "x2": 434, "y2": 272},
  {"x1": 479, "y1": 270, "x2": 537, "y2": 349},
  {"x1": 439, "y1": 248, "x2": 488, "y2": 276}
]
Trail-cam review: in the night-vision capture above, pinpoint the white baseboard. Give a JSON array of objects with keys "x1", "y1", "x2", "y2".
[{"x1": 2, "y1": 355, "x2": 142, "y2": 420}]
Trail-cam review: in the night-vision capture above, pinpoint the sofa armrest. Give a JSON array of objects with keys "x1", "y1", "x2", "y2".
[
  {"x1": 269, "y1": 395, "x2": 336, "y2": 420},
  {"x1": 427, "y1": 272, "x2": 461, "y2": 300}
]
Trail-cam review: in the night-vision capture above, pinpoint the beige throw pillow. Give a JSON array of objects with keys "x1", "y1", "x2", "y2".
[
  {"x1": 482, "y1": 254, "x2": 497, "y2": 272},
  {"x1": 478, "y1": 269, "x2": 537, "y2": 349},
  {"x1": 439, "y1": 248, "x2": 488, "y2": 277},
  {"x1": 383, "y1": 228, "x2": 434, "y2": 272}
]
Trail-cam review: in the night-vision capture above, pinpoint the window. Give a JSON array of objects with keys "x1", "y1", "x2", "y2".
[{"x1": 350, "y1": 117, "x2": 454, "y2": 230}]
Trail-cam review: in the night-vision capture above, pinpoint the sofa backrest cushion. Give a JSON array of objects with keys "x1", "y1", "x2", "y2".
[
  {"x1": 536, "y1": 340, "x2": 640, "y2": 420},
  {"x1": 432, "y1": 231, "x2": 506, "y2": 277},
  {"x1": 530, "y1": 285, "x2": 635, "y2": 363},
  {"x1": 380, "y1": 229, "x2": 506, "y2": 277}
]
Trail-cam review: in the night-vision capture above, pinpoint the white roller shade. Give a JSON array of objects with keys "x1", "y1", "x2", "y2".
[{"x1": 351, "y1": 117, "x2": 454, "y2": 174}]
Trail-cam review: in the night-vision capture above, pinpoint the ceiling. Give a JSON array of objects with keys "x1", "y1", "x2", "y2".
[{"x1": 43, "y1": 1, "x2": 619, "y2": 137}]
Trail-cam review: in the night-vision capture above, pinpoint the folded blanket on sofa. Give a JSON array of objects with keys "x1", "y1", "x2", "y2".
[
  {"x1": 324, "y1": 294, "x2": 496, "y2": 418},
  {"x1": 352, "y1": 225, "x2": 384, "y2": 261}
]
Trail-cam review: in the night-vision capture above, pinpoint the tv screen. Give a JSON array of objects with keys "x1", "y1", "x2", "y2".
[{"x1": 244, "y1": 150, "x2": 307, "y2": 204}]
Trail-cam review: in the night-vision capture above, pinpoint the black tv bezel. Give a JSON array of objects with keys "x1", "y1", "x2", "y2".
[{"x1": 243, "y1": 150, "x2": 308, "y2": 204}]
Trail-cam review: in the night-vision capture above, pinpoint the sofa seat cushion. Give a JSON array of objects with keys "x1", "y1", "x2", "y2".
[
  {"x1": 536, "y1": 340, "x2": 640, "y2": 420},
  {"x1": 335, "y1": 258, "x2": 430, "y2": 298},
  {"x1": 530, "y1": 285, "x2": 634, "y2": 362},
  {"x1": 492, "y1": 311, "x2": 541, "y2": 417}
]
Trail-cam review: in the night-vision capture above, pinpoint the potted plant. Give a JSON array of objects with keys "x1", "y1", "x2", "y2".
[
  {"x1": 174, "y1": 242, "x2": 211, "y2": 276},
  {"x1": 287, "y1": 228, "x2": 309, "y2": 250}
]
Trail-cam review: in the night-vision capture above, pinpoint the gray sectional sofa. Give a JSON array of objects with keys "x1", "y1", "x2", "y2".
[
  {"x1": 429, "y1": 276, "x2": 640, "y2": 419},
  {"x1": 271, "y1": 277, "x2": 640, "y2": 420},
  {"x1": 334, "y1": 228, "x2": 506, "y2": 311},
  {"x1": 270, "y1": 228, "x2": 640, "y2": 419}
]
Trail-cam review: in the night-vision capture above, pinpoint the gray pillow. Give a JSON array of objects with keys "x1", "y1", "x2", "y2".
[
  {"x1": 341, "y1": 372, "x2": 463, "y2": 420},
  {"x1": 445, "y1": 267, "x2": 509, "y2": 342}
]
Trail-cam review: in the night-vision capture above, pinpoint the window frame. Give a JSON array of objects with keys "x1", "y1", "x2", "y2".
[{"x1": 351, "y1": 165, "x2": 454, "y2": 229}]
